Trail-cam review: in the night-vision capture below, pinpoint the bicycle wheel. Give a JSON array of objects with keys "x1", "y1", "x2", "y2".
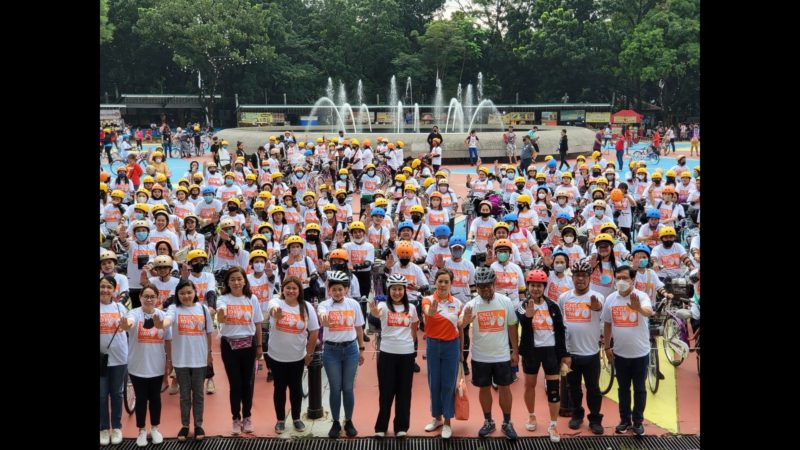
[
  {"x1": 646, "y1": 340, "x2": 660, "y2": 394},
  {"x1": 599, "y1": 345, "x2": 615, "y2": 395},
  {"x1": 110, "y1": 159, "x2": 126, "y2": 174},
  {"x1": 124, "y1": 371, "x2": 136, "y2": 414},
  {"x1": 662, "y1": 317, "x2": 685, "y2": 366},
  {"x1": 648, "y1": 152, "x2": 660, "y2": 164}
]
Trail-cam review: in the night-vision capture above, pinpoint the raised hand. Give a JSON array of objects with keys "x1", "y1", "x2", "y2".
[
  {"x1": 590, "y1": 294, "x2": 601, "y2": 311},
  {"x1": 273, "y1": 306, "x2": 284, "y2": 321},
  {"x1": 462, "y1": 304, "x2": 473, "y2": 324}
]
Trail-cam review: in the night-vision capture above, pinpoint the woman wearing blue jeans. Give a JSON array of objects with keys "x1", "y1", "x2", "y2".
[
  {"x1": 421, "y1": 270, "x2": 464, "y2": 439},
  {"x1": 100, "y1": 276, "x2": 129, "y2": 446},
  {"x1": 317, "y1": 271, "x2": 366, "y2": 438}
]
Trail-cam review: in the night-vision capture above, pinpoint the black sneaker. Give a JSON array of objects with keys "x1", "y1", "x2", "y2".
[
  {"x1": 479, "y1": 419, "x2": 496, "y2": 438},
  {"x1": 328, "y1": 421, "x2": 342, "y2": 438},
  {"x1": 501, "y1": 422, "x2": 518, "y2": 441},
  {"x1": 633, "y1": 423, "x2": 645, "y2": 436},
  {"x1": 293, "y1": 420, "x2": 306, "y2": 432},
  {"x1": 413, "y1": 362, "x2": 421, "y2": 373},
  {"x1": 267, "y1": 371, "x2": 274, "y2": 382},
  {"x1": 177, "y1": 427, "x2": 189, "y2": 442},
  {"x1": 194, "y1": 426, "x2": 205, "y2": 441},
  {"x1": 344, "y1": 420, "x2": 358, "y2": 437},
  {"x1": 363, "y1": 335, "x2": 371, "y2": 342},
  {"x1": 657, "y1": 370, "x2": 665, "y2": 380},
  {"x1": 589, "y1": 422, "x2": 604, "y2": 435},
  {"x1": 568, "y1": 417, "x2": 583, "y2": 430},
  {"x1": 615, "y1": 422, "x2": 631, "y2": 434}
]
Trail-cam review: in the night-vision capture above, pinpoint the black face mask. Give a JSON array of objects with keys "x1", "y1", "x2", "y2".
[
  {"x1": 331, "y1": 263, "x2": 348, "y2": 272},
  {"x1": 516, "y1": 185, "x2": 525, "y2": 191},
  {"x1": 251, "y1": 245, "x2": 265, "y2": 251},
  {"x1": 480, "y1": 212, "x2": 491, "y2": 218},
  {"x1": 411, "y1": 214, "x2": 422, "y2": 223},
  {"x1": 399, "y1": 258, "x2": 411, "y2": 266},
  {"x1": 337, "y1": 197, "x2": 346, "y2": 204},
  {"x1": 662, "y1": 240, "x2": 674, "y2": 248},
  {"x1": 592, "y1": 171, "x2": 601, "y2": 177},
  {"x1": 259, "y1": 211, "x2": 268, "y2": 220},
  {"x1": 228, "y1": 205, "x2": 238, "y2": 213},
  {"x1": 307, "y1": 233, "x2": 319, "y2": 242},
  {"x1": 191, "y1": 263, "x2": 205, "y2": 273}
]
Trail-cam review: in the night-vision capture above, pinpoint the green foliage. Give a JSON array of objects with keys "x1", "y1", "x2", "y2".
[{"x1": 100, "y1": 0, "x2": 115, "y2": 44}]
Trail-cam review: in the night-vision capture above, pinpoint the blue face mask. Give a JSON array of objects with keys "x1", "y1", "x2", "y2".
[
  {"x1": 497, "y1": 252, "x2": 510, "y2": 262},
  {"x1": 225, "y1": 179, "x2": 234, "y2": 186},
  {"x1": 296, "y1": 172, "x2": 305, "y2": 179},
  {"x1": 600, "y1": 274, "x2": 612, "y2": 285},
  {"x1": 204, "y1": 195, "x2": 214, "y2": 203},
  {"x1": 135, "y1": 213, "x2": 144, "y2": 220},
  {"x1": 340, "y1": 175, "x2": 347, "y2": 180},
  {"x1": 595, "y1": 209, "x2": 603, "y2": 217},
  {"x1": 135, "y1": 231, "x2": 149, "y2": 241},
  {"x1": 639, "y1": 258, "x2": 649, "y2": 268},
  {"x1": 367, "y1": 171, "x2": 375, "y2": 177},
  {"x1": 264, "y1": 232, "x2": 272, "y2": 240}
]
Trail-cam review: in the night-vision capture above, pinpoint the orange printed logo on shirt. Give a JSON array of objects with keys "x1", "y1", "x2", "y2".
[
  {"x1": 495, "y1": 270, "x2": 516, "y2": 289},
  {"x1": 473, "y1": 182, "x2": 487, "y2": 193},
  {"x1": 442, "y1": 194, "x2": 453, "y2": 208},
  {"x1": 194, "y1": 282, "x2": 209, "y2": 301},
  {"x1": 198, "y1": 206, "x2": 216, "y2": 219},
  {"x1": 285, "y1": 211, "x2": 300, "y2": 225},
  {"x1": 225, "y1": 304, "x2": 254, "y2": 325},
  {"x1": 174, "y1": 206, "x2": 191, "y2": 218},
  {"x1": 208, "y1": 177, "x2": 222, "y2": 187},
  {"x1": 251, "y1": 284, "x2": 270, "y2": 305},
  {"x1": 131, "y1": 248, "x2": 155, "y2": 264},
  {"x1": 178, "y1": 314, "x2": 205, "y2": 335},
  {"x1": 532, "y1": 308, "x2": 554, "y2": 330},
  {"x1": 364, "y1": 180, "x2": 377, "y2": 191},
  {"x1": 105, "y1": 209, "x2": 121, "y2": 223},
  {"x1": 429, "y1": 211, "x2": 447, "y2": 226},
  {"x1": 563, "y1": 302, "x2": 592, "y2": 323},
  {"x1": 336, "y1": 208, "x2": 348, "y2": 222},
  {"x1": 547, "y1": 282, "x2": 570, "y2": 302},
  {"x1": 305, "y1": 211, "x2": 320, "y2": 225},
  {"x1": 451, "y1": 269, "x2": 469, "y2": 288},
  {"x1": 138, "y1": 321, "x2": 165, "y2": 344},
  {"x1": 535, "y1": 204, "x2": 549, "y2": 220},
  {"x1": 221, "y1": 190, "x2": 236, "y2": 202},
  {"x1": 518, "y1": 215, "x2": 534, "y2": 230},
  {"x1": 387, "y1": 311, "x2": 412, "y2": 328},
  {"x1": 660, "y1": 253, "x2": 681, "y2": 270},
  {"x1": 100, "y1": 312, "x2": 121, "y2": 334},
  {"x1": 287, "y1": 265, "x2": 308, "y2": 281},
  {"x1": 476, "y1": 226, "x2": 492, "y2": 241},
  {"x1": 350, "y1": 249, "x2": 368, "y2": 265},
  {"x1": 276, "y1": 312, "x2": 306, "y2": 334},
  {"x1": 402, "y1": 273, "x2": 417, "y2": 287},
  {"x1": 590, "y1": 267, "x2": 614, "y2": 287},
  {"x1": 477, "y1": 310, "x2": 506, "y2": 332},
  {"x1": 659, "y1": 206, "x2": 672, "y2": 221},
  {"x1": 611, "y1": 305, "x2": 639, "y2": 327},
  {"x1": 327, "y1": 310, "x2": 355, "y2": 331}
]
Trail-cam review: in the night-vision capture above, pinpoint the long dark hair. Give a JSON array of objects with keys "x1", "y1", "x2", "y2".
[
  {"x1": 387, "y1": 285, "x2": 410, "y2": 313},
  {"x1": 280, "y1": 276, "x2": 308, "y2": 320},
  {"x1": 174, "y1": 279, "x2": 199, "y2": 304},
  {"x1": 222, "y1": 267, "x2": 253, "y2": 298}
]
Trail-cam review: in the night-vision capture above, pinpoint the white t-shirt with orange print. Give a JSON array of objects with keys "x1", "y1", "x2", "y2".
[
  {"x1": 165, "y1": 302, "x2": 214, "y2": 368},
  {"x1": 126, "y1": 307, "x2": 171, "y2": 378},
  {"x1": 489, "y1": 261, "x2": 526, "y2": 308},
  {"x1": 317, "y1": 297, "x2": 364, "y2": 343},
  {"x1": 217, "y1": 293, "x2": 264, "y2": 339},
  {"x1": 469, "y1": 217, "x2": 497, "y2": 254},
  {"x1": 265, "y1": 298, "x2": 320, "y2": 362},
  {"x1": 651, "y1": 243, "x2": 688, "y2": 278},
  {"x1": 601, "y1": 289, "x2": 652, "y2": 358},
  {"x1": 461, "y1": 293, "x2": 518, "y2": 363}
]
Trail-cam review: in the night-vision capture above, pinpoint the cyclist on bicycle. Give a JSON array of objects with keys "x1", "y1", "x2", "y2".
[
  {"x1": 651, "y1": 227, "x2": 695, "y2": 279},
  {"x1": 425, "y1": 225, "x2": 453, "y2": 280},
  {"x1": 112, "y1": 167, "x2": 135, "y2": 203},
  {"x1": 220, "y1": 198, "x2": 247, "y2": 238},
  {"x1": 281, "y1": 192, "x2": 301, "y2": 232},
  {"x1": 553, "y1": 224, "x2": 586, "y2": 263},
  {"x1": 467, "y1": 201, "x2": 497, "y2": 267},
  {"x1": 367, "y1": 207, "x2": 390, "y2": 249}
]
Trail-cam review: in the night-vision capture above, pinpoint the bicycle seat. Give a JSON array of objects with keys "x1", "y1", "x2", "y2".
[{"x1": 675, "y1": 309, "x2": 692, "y2": 321}]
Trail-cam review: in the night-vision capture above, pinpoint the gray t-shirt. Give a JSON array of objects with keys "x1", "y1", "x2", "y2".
[{"x1": 520, "y1": 142, "x2": 533, "y2": 159}]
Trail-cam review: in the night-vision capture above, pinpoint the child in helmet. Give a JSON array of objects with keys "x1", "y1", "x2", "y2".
[
  {"x1": 467, "y1": 200, "x2": 497, "y2": 266},
  {"x1": 505, "y1": 213, "x2": 544, "y2": 269},
  {"x1": 425, "y1": 225, "x2": 453, "y2": 280},
  {"x1": 426, "y1": 193, "x2": 450, "y2": 230},
  {"x1": 636, "y1": 208, "x2": 665, "y2": 248},
  {"x1": 391, "y1": 221, "x2": 427, "y2": 264},
  {"x1": 489, "y1": 239, "x2": 526, "y2": 308},
  {"x1": 546, "y1": 250, "x2": 574, "y2": 302},
  {"x1": 281, "y1": 235, "x2": 319, "y2": 301},
  {"x1": 509, "y1": 176, "x2": 534, "y2": 212},
  {"x1": 216, "y1": 172, "x2": 243, "y2": 203}
]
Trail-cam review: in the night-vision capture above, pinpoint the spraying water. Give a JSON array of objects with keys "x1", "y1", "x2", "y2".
[
  {"x1": 337, "y1": 81, "x2": 347, "y2": 109},
  {"x1": 433, "y1": 77, "x2": 443, "y2": 128},
  {"x1": 445, "y1": 98, "x2": 462, "y2": 133},
  {"x1": 404, "y1": 77, "x2": 413, "y2": 103},
  {"x1": 466, "y1": 99, "x2": 504, "y2": 134},
  {"x1": 414, "y1": 103, "x2": 420, "y2": 133},
  {"x1": 477, "y1": 72, "x2": 484, "y2": 102},
  {"x1": 307, "y1": 97, "x2": 347, "y2": 134},
  {"x1": 465, "y1": 84, "x2": 474, "y2": 131},
  {"x1": 326, "y1": 78, "x2": 334, "y2": 102},
  {"x1": 397, "y1": 101, "x2": 404, "y2": 134},
  {"x1": 357, "y1": 79, "x2": 363, "y2": 106},
  {"x1": 456, "y1": 83, "x2": 462, "y2": 103},
  {"x1": 340, "y1": 103, "x2": 357, "y2": 134},
  {"x1": 358, "y1": 103, "x2": 372, "y2": 132},
  {"x1": 389, "y1": 75, "x2": 398, "y2": 130}
]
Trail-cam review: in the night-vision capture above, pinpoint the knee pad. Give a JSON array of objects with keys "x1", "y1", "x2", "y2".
[{"x1": 546, "y1": 379, "x2": 560, "y2": 403}]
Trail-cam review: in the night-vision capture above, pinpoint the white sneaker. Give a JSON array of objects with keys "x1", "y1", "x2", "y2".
[
  {"x1": 168, "y1": 382, "x2": 180, "y2": 395},
  {"x1": 206, "y1": 378, "x2": 216, "y2": 394},
  {"x1": 374, "y1": 432, "x2": 385, "y2": 438},
  {"x1": 548, "y1": 423, "x2": 561, "y2": 443},
  {"x1": 442, "y1": 425, "x2": 452, "y2": 439},
  {"x1": 136, "y1": 429, "x2": 149, "y2": 447},
  {"x1": 111, "y1": 428, "x2": 123, "y2": 445},
  {"x1": 424, "y1": 418, "x2": 444, "y2": 432},
  {"x1": 526, "y1": 414, "x2": 537, "y2": 431},
  {"x1": 100, "y1": 430, "x2": 110, "y2": 446},
  {"x1": 151, "y1": 426, "x2": 163, "y2": 445},
  {"x1": 396, "y1": 431, "x2": 407, "y2": 438}
]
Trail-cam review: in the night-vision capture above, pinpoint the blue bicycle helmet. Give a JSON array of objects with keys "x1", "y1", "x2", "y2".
[
  {"x1": 449, "y1": 236, "x2": 467, "y2": 248},
  {"x1": 434, "y1": 225, "x2": 451, "y2": 238},
  {"x1": 632, "y1": 243, "x2": 652, "y2": 257},
  {"x1": 556, "y1": 212, "x2": 572, "y2": 221},
  {"x1": 304, "y1": 150, "x2": 313, "y2": 156},
  {"x1": 552, "y1": 249, "x2": 569, "y2": 260},
  {"x1": 503, "y1": 213, "x2": 518, "y2": 222},
  {"x1": 202, "y1": 186, "x2": 216, "y2": 195},
  {"x1": 547, "y1": 159, "x2": 557, "y2": 168},
  {"x1": 398, "y1": 220, "x2": 414, "y2": 232},
  {"x1": 646, "y1": 208, "x2": 661, "y2": 219},
  {"x1": 371, "y1": 207, "x2": 386, "y2": 217}
]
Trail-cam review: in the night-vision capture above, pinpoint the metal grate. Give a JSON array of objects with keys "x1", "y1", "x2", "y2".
[{"x1": 114, "y1": 435, "x2": 700, "y2": 450}]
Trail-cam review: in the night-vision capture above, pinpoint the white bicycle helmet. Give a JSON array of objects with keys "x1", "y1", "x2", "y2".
[
  {"x1": 328, "y1": 271, "x2": 349, "y2": 284},
  {"x1": 386, "y1": 274, "x2": 409, "y2": 288},
  {"x1": 474, "y1": 267, "x2": 496, "y2": 285}
]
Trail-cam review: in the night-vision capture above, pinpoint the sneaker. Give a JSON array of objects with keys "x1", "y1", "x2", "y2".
[
  {"x1": 177, "y1": 426, "x2": 190, "y2": 442},
  {"x1": 413, "y1": 362, "x2": 421, "y2": 373},
  {"x1": 396, "y1": 431, "x2": 407, "y2": 438},
  {"x1": 657, "y1": 370, "x2": 665, "y2": 380},
  {"x1": 589, "y1": 422, "x2": 604, "y2": 435},
  {"x1": 275, "y1": 421, "x2": 285, "y2": 434},
  {"x1": 168, "y1": 382, "x2": 180, "y2": 395},
  {"x1": 615, "y1": 422, "x2": 632, "y2": 434},
  {"x1": 548, "y1": 423, "x2": 561, "y2": 443},
  {"x1": 374, "y1": 431, "x2": 385, "y2": 439},
  {"x1": 111, "y1": 429, "x2": 123, "y2": 445},
  {"x1": 267, "y1": 371, "x2": 274, "y2": 382},
  {"x1": 194, "y1": 426, "x2": 206, "y2": 441},
  {"x1": 232, "y1": 419, "x2": 242, "y2": 435},
  {"x1": 525, "y1": 414, "x2": 537, "y2": 431},
  {"x1": 424, "y1": 418, "x2": 444, "y2": 432},
  {"x1": 151, "y1": 426, "x2": 164, "y2": 444},
  {"x1": 100, "y1": 430, "x2": 110, "y2": 446},
  {"x1": 479, "y1": 419, "x2": 496, "y2": 438},
  {"x1": 363, "y1": 334, "x2": 370, "y2": 342},
  {"x1": 328, "y1": 421, "x2": 342, "y2": 438},
  {"x1": 501, "y1": 422, "x2": 518, "y2": 441},
  {"x1": 136, "y1": 429, "x2": 149, "y2": 447},
  {"x1": 568, "y1": 417, "x2": 583, "y2": 430},
  {"x1": 633, "y1": 423, "x2": 645, "y2": 436},
  {"x1": 344, "y1": 420, "x2": 358, "y2": 437},
  {"x1": 293, "y1": 420, "x2": 306, "y2": 432},
  {"x1": 441, "y1": 424, "x2": 452, "y2": 439},
  {"x1": 243, "y1": 417, "x2": 254, "y2": 433},
  {"x1": 206, "y1": 379, "x2": 216, "y2": 394}
]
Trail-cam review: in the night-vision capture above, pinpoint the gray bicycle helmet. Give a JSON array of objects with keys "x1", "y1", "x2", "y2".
[
  {"x1": 386, "y1": 274, "x2": 409, "y2": 288},
  {"x1": 474, "y1": 266, "x2": 496, "y2": 285}
]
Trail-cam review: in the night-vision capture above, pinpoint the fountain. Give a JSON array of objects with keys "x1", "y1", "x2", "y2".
[
  {"x1": 477, "y1": 72, "x2": 483, "y2": 102},
  {"x1": 389, "y1": 75, "x2": 398, "y2": 131},
  {"x1": 464, "y1": 84, "x2": 474, "y2": 130},
  {"x1": 466, "y1": 99, "x2": 504, "y2": 134},
  {"x1": 433, "y1": 77, "x2": 444, "y2": 127},
  {"x1": 337, "y1": 81, "x2": 347, "y2": 109},
  {"x1": 358, "y1": 103, "x2": 372, "y2": 132},
  {"x1": 404, "y1": 77, "x2": 413, "y2": 103},
  {"x1": 340, "y1": 103, "x2": 357, "y2": 134},
  {"x1": 325, "y1": 78, "x2": 334, "y2": 102},
  {"x1": 306, "y1": 97, "x2": 347, "y2": 135},
  {"x1": 397, "y1": 101, "x2": 404, "y2": 134},
  {"x1": 413, "y1": 103, "x2": 419, "y2": 133},
  {"x1": 445, "y1": 98, "x2": 465, "y2": 133},
  {"x1": 357, "y1": 79, "x2": 363, "y2": 106},
  {"x1": 456, "y1": 83, "x2": 462, "y2": 103}
]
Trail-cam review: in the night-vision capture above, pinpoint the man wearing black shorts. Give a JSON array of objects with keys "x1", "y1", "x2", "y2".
[{"x1": 459, "y1": 267, "x2": 520, "y2": 440}]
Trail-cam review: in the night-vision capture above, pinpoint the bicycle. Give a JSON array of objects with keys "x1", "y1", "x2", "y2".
[
  {"x1": 598, "y1": 338, "x2": 615, "y2": 395},
  {"x1": 110, "y1": 151, "x2": 148, "y2": 174},
  {"x1": 646, "y1": 335, "x2": 661, "y2": 394},
  {"x1": 630, "y1": 147, "x2": 660, "y2": 164},
  {"x1": 123, "y1": 367, "x2": 136, "y2": 414}
]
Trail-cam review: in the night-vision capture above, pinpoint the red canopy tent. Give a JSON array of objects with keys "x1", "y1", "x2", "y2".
[{"x1": 611, "y1": 109, "x2": 643, "y2": 124}]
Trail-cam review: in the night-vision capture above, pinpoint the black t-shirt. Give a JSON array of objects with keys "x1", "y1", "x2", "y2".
[
  {"x1": 210, "y1": 143, "x2": 219, "y2": 155},
  {"x1": 427, "y1": 132, "x2": 443, "y2": 149},
  {"x1": 559, "y1": 136, "x2": 569, "y2": 152}
]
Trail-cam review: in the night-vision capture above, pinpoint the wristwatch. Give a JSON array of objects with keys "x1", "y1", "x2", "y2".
[{"x1": 359, "y1": 346, "x2": 365, "y2": 351}]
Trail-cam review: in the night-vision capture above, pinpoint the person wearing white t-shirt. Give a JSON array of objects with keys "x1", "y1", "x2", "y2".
[
  {"x1": 429, "y1": 140, "x2": 443, "y2": 171},
  {"x1": 141, "y1": 255, "x2": 180, "y2": 309},
  {"x1": 650, "y1": 227, "x2": 695, "y2": 279},
  {"x1": 368, "y1": 275, "x2": 419, "y2": 437},
  {"x1": 100, "y1": 276, "x2": 129, "y2": 446},
  {"x1": 121, "y1": 220, "x2": 157, "y2": 308},
  {"x1": 157, "y1": 280, "x2": 215, "y2": 441},
  {"x1": 601, "y1": 266, "x2": 654, "y2": 436},
  {"x1": 631, "y1": 245, "x2": 670, "y2": 303},
  {"x1": 426, "y1": 226, "x2": 453, "y2": 280},
  {"x1": 265, "y1": 277, "x2": 320, "y2": 433},
  {"x1": 120, "y1": 284, "x2": 170, "y2": 446},
  {"x1": 467, "y1": 201, "x2": 497, "y2": 263},
  {"x1": 216, "y1": 267, "x2": 265, "y2": 435},
  {"x1": 558, "y1": 260, "x2": 606, "y2": 434},
  {"x1": 459, "y1": 267, "x2": 520, "y2": 440},
  {"x1": 317, "y1": 272, "x2": 366, "y2": 438},
  {"x1": 179, "y1": 214, "x2": 205, "y2": 251},
  {"x1": 100, "y1": 250, "x2": 130, "y2": 304},
  {"x1": 636, "y1": 209, "x2": 664, "y2": 248},
  {"x1": 149, "y1": 211, "x2": 181, "y2": 255},
  {"x1": 489, "y1": 240, "x2": 526, "y2": 308},
  {"x1": 546, "y1": 251, "x2": 574, "y2": 302}
]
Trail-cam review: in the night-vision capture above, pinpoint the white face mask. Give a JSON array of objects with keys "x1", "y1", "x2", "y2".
[
  {"x1": 353, "y1": 236, "x2": 365, "y2": 244},
  {"x1": 253, "y1": 262, "x2": 266, "y2": 273},
  {"x1": 553, "y1": 263, "x2": 566, "y2": 272},
  {"x1": 439, "y1": 238, "x2": 449, "y2": 247},
  {"x1": 563, "y1": 235, "x2": 575, "y2": 244},
  {"x1": 637, "y1": 174, "x2": 645, "y2": 180},
  {"x1": 616, "y1": 280, "x2": 631, "y2": 293},
  {"x1": 439, "y1": 186, "x2": 448, "y2": 193},
  {"x1": 538, "y1": 192, "x2": 546, "y2": 199}
]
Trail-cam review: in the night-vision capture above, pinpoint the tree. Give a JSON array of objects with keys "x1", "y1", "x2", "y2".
[
  {"x1": 100, "y1": 0, "x2": 115, "y2": 44},
  {"x1": 136, "y1": 0, "x2": 277, "y2": 126}
]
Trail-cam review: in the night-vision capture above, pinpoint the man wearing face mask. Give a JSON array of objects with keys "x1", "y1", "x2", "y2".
[
  {"x1": 558, "y1": 259, "x2": 605, "y2": 434},
  {"x1": 601, "y1": 266, "x2": 654, "y2": 436},
  {"x1": 651, "y1": 227, "x2": 695, "y2": 279},
  {"x1": 204, "y1": 162, "x2": 224, "y2": 188},
  {"x1": 194, "y1": 187, "x2": 222, "y2": 233},
  {"x1": 466, "y1": 167, "x2": 495, "y2": 214},
  {"x1": 553, "y1": 224, "x2": 586, "y2": 263},
  {"x1": 359, "y1": 164, "x2": 380, "y2": 220},
  {"x1": 425, "y1": 226, "x2": 453, "y2": 280}
]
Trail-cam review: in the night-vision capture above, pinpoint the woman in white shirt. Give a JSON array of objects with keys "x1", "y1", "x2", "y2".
[
  {"x1": 100, "y1": 276, "x2": 129, "y2": 446},
  {"x1": 368, "y1": 274, "x2": 419, "y2": 438},
  {"x1": 317, "y1": 271, "x2": 366, "y2": 438},
  {"x1": 120, "y1": 284, "x2": 169, "y2": 447},
  {"x1": 158, "y1": 279, "x2": 215, "y2": 442},
  {"x1": 216, "y1": 267, "x2": 265, "y2": 436},
  {"x1": 265, "y1": 276, "x2": 320, "y2": 434}
]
